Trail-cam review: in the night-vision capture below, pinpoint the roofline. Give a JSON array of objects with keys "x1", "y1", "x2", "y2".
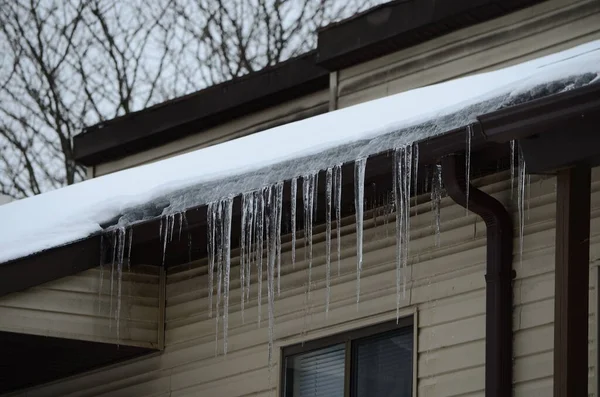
[
  {"x1": 74, "y1": 0, "x2": 550, "y2": 167},
  {"x1": 315, "y1": 0, "x2": 548, "y2": 70},
  {"x1": 4, "y1": 83, "x2": 600, "y2": 297},
  {"x1": 74, "y1": 51, "x2": 329, "y2": 166}
]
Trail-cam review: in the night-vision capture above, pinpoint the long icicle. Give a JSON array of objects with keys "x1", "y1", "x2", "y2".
[
  {"x1": 510, "y1": 140, "x2": 516, "y2": 200},
  {"x1": 98, "y1": 235, "x2": 105, "y2": 315},
  {"x1": 115, "y1": 227, "x2": 126, "y2": 340},
  {"x1": 354, "y1": 158, "x2": 367, "y2": 308},
  {"x1": 215, "y1": 202, "x2": 223, "y2": 355},
  {"x1": 267, "y1": 186, "x2": 277, "y2": 378},
  {"x1": 109, "y1": 230, "x2": 117, "y2": 330},
  {"x1": 404, "y1": 145, "x2": 412, "y2": 289},
  {"x1": 240, "y1": 194, "x2": 248, "y2": 324},
  {"x1": 325, "y1": 167, "x2": 333, "y2": 316},
  {"x1": 223, "y1": 198, "x2": 233, "y2": 355},
  {"x1": 334, "y1": 164, "x2": 342, "y2": 276},
  {"x1": 257, "y1": 188, "x2": 265, "y2": 326},
  {"x1": 291, "y1": 177, "x2": 298, "y2": 269},
  {"x1": 207, "y1": 203, "x2": 216, "y2": 318},
  {"x1": 413, "y1": 143, "x2": 419, "y2": 215},
  {"x1": 303, "y1": 174, "x2": 316, "y2": 297},
  {"x1": 275, "y1": 182, "x2": 283, "y2": 296},
  {"x1": 465, "y1": 124, "x2": 472, "y2": 215},
  {"x1": 432, "y1": 164, "x2": 442, "y2": 247},
  {"x1": 247, "y1": 192, "x2": 256, "y2": 302},
  {"x1": 393, "y1": 148, "x2": 403, "y2": 322},
  {"x1": 518, "y1": 147, "x2": 527, "y2": 265}
]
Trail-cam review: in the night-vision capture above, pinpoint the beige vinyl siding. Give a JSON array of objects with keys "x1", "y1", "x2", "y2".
[
  {"x1": 0, "y1": 264, "x2": 161, "y2": 349},
  {"x1": 336, "y1": 0, "x2": 600, "y2": 108},
  {"x1": 11, "y1": 167, "x2": 600, "y2": 397},
  {"x1": 93, "y1": 90, "x2": 329, "y2": 177}
]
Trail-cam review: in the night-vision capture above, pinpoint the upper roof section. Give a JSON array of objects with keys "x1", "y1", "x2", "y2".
[
  {"x1": 74, "y1": 52, "x2": 328, "y2": 166},
  {"x1": 316, "y1": 0, "x2": 547, "y2": 70},
  {"x1": 74, "y1": 0, "x2": 548, "y2": 167}
]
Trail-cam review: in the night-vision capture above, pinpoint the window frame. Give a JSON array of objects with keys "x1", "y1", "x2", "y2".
[{"x1": 280, "y1": 316, "x2": 414, "y2": 397}]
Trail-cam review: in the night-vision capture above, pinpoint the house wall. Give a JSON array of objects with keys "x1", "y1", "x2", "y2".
[
  {"x1": 10, "y1": 168, "x2": 600, "y2": 397},
  {"x1": 0, "y1": 264, "x2": 161, "y2": 349}
]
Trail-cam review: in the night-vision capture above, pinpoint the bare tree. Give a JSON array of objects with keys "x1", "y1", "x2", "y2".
[{"x1": 0, "y1": 0, "x2": 382, "y2": 198}]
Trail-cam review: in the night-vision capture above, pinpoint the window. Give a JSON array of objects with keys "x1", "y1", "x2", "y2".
[{"x1": 281, "y1": 318, "x2": 414, "y2": 397}]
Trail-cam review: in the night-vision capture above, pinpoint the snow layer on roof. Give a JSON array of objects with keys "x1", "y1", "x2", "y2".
[{"x1": 1, "y1": 40, "x2": 600, "y2": 263}]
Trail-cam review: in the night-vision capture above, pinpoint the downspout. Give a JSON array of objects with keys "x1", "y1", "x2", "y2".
[{"x1": 441, "y1": 152, "x2": 514, "y2": 397}]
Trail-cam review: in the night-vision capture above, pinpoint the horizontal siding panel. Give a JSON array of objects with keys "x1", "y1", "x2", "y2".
[{"x1": 0, "y1": 266, "x2": 160, "y2": 348}]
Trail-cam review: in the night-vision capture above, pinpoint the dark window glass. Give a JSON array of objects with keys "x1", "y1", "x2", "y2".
[
  {"x1": 352, "y1": 328, "x2": 413, "y2": 397},
  {"x1": 282, "y1": 320, "x2": 413, "y2": 397}
]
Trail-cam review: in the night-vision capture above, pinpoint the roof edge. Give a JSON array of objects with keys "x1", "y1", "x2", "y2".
[{"x1": 74, "y1": 51, "x2": 329, "y2": 166}]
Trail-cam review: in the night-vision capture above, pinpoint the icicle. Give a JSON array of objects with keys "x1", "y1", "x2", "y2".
[
  {"x1": 413, "y1": 143, "x2": 419, "y2": 215},
  {"x1": 109, "y1": 230, "x2": 117, "y2": 330},
  {"x1": 404, "y1": 145, "x2": 412, "y2": 281},
  {"x1": 510, "y1": 140, "x2": 516, "y2": 199},
  {"x1": 159, "y1": 216, "x2": 163, "y2": 242},
  {"x1": 393, "y1": 145, "x2": 414, "y2": 320},
  {"x1": 256, "y1": 189, "x2": 265, "y2": 326},
  {"x1": 266, "y1": 186, "x2": 277, "y2": 376},
  {"x1": 393, "y1": 148, "x2": 403, "y2": 322},
  {"x1": 115, "y1": 227, "x2": 126, "y2": 341},
  {"x1": 465, "y1": 125, "x2": 472, "y2": 215},
  {"x1": 127, "y1": 227, "x2": 133, "y2": 273},
  {"x1": 325, "y1": 167, "x2": 333, "y2": 316},
  {"x1": 291, "y1": 177, "x2": 298, "y2": 269},
  {"x1": 518, "y1": 148, "x2": 527, "y2": 265},
  {"x1": 247, "y1": 192, "x2": 256, "y2": 302},
  {"x1": 215, "y1": 202, "x2": 223, "y2": 355},
  {"x1": 207, "y1": 203, "x2": 216, "y2": 318},
  {"x1": 222, "y1": 198, "x2": 233, "y2": 355},
  {"x1": 432, "y1": 164, "x2": 442, "y2": 247},
  {"x1": 302, "y1": 174, "x2": 315, "y2": 296},
  {"x1": 169, "y1": 213, "x2": 175, "y2": 242},
  {"x1": 161, "y1": 215, "x2": 168, "y2": 266},
  {"x1": 313, "y1": 172, "x2": 319, "y2": 219},
  {"x1": 275, "y1": 182, "x2": 283, "y2": 296},
  {"x1": 240, "y1": 194, "x2": 248, "y2": 323},
  {"x1": 178, "y1": 212, "x2": 184, "y2": 241},
  {"x1": 354, "y1": 158, "x2": 367, "y2": 307},
  {"x1": 334, "y1": 164, "x2": 342, "y2": 276},
  {"x1": 527, "y1": 174, "x2": 531, "y2": 220},
  {"x1": 98, "y1": 235, "x2": 105, "y2": 314}
]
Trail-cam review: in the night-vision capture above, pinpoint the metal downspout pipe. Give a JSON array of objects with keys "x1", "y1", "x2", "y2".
[{"x1": 441, "y1": 153, "x2": 514, "y2": 397}]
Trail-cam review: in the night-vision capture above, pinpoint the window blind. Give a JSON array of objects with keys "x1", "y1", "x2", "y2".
[{"x1": 289, "y1": 343, "x2": 345, "y2": 397}]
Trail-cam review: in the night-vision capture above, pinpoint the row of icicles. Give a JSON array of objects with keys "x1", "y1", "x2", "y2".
[{"x1": 99, "y1": 135, "x2": 529, "y2": 374}]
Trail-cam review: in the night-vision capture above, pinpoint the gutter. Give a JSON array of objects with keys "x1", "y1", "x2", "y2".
[{"x1": 441, "y1": 152, "x2": 514, "y2": 397}]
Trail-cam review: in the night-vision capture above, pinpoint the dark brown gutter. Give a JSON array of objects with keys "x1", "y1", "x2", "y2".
[
  {"x1": 442, "y1": 152, "x2": 514, "y2": 397},
  {"x1": 478, "y1": 83, "x2": 600, "y2": 173}
]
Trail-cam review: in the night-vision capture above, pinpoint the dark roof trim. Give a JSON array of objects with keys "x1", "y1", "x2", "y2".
[
  {"x1": 74, "y1": 52, "x2": 329, "y2": 166},
  {"x1": 4, "y1": 83, "x2": 600, "y2": 298},
  {"x1": 316, "y1": 0, "x2": 548, "y2": 70},
  {"x1": 478, "y1": 83, "x2": 600, "y2": 173}
]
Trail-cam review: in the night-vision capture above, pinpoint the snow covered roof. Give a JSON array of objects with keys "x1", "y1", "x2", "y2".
[{"x1": 1, "y1": 40, "x2": 600, "y2": 264}]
